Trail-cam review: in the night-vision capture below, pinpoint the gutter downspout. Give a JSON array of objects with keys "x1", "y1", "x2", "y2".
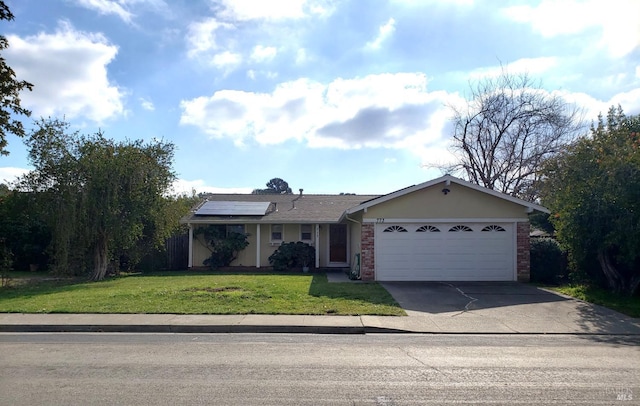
[
  {"x1": 256, "y1": 223, "x2": 261, "y2": 268},
  {"x1": 188, "y1": 224, "x2": 193, "y2": 268},
  {"x1": 315, "y1": 224, "x2": 320, "y2": 268}
]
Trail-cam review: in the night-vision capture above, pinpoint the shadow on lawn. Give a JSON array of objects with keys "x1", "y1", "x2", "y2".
[
  {"x1": 307, "y1": 273, "x2": 402, "y2": 309},
  {"x1": 0, "y1": 276, "x2": 99, "y2": 303}
]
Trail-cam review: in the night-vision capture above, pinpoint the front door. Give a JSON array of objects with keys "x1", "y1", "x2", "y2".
[{"x1": 329, "y1": 224, "x2": 348, "y2": 264}]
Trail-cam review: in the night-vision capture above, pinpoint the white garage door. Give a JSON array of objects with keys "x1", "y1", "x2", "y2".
[{"x1": 375, "y1": 223, "x2": 515, "y2": 281}]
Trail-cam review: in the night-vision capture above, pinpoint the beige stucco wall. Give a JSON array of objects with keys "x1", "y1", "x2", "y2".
[{"x1": 362, "y1": 183, "x2": 527, "y2": 220}]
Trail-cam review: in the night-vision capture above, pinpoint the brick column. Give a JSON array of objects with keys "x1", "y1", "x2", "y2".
[
  {"x1": 516, "y1": 222, "x2": 530, "y2": 282},
  {"x1": 360, "y1": 223, "x2": 375, "y2": 281}
]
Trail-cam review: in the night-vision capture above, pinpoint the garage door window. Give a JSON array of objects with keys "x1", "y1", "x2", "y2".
[
  {"x1": 481, "y1": 225, "x2": 506, "y2": 232},
  {"x1": 449, "y1": 225, "x2": 473, "y2": 232},
  {"x1": 383, "y1": 225, "x2": 408, "y2": 232},
  {"x1": 417, "y1": 225, "x2": 440, "y2": 232}
]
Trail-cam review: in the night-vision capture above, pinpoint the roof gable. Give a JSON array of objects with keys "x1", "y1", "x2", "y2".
[
  {"x1": 344, "y1": 174, "x2": 549, "y2": 216},
  {"x1": 181, "y1": 175, "x2": 549, "y2": 225}
]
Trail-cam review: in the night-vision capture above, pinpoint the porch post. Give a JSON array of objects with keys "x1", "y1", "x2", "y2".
[
  {"x1": 256, "y1": 223, "x2": 261, "y2": 268},
  {"x1": 315, "y1": 224, "x2": 320, "y2": 268},
  {"x1": 188, "y1": 224, "x2": 193, "y2": 268}
]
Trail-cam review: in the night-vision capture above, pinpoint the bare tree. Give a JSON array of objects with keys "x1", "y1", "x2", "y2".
[{"x1": 444, "y1": 69, "x2": 583, "y2": 201}]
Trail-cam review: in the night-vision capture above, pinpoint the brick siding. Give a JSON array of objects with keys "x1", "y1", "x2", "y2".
[
  {"x1": 360, "y1": 223, "x2": 375, "y2": 281},
  {"x1": 516, "y1": 222, "x2": 531, "y2": 282}
]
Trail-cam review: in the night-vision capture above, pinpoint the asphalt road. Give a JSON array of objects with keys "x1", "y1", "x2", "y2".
[{"x1": 1, "y1": 333, "x2": 638, "y2": 405}]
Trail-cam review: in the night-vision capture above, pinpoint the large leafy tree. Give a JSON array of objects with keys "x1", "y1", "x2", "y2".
[
  {"x1": 444, "y1": 69, "x2": 582, "y2": 201},
  {"x1": 19, "y1": 118, "x2": 177, "y2": 281},
  {"x1": 252, "y1": 177, "x2": 292, "y2": 194},
  {"x1": 0, "y1": 1, "x2": 33, "y2": 156},
  {"x1": 542, "y1": 106, "x2": 640, "y2": 295},
  {"x1": 0, "y1": 189, "x2": 50, "y2": 271}
]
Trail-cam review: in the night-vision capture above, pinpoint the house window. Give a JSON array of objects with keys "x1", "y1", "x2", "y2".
[
  {"x1": 300, "y1": 224, "x2": 313, "y2": 241},
  {"x1": 271, "y1": 224, "x2": 283, "y2": 242},
  {"x1": 226, "y1": 224, "x2": 245, "y2": 236}
]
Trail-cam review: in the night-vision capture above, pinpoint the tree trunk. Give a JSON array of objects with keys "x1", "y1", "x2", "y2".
[
  {"x1": 91, "y1": 237, "x2": 109, "y2": 281},
  {"x1": 597, "y1": 249, "x2": 624, "y2": 293}
]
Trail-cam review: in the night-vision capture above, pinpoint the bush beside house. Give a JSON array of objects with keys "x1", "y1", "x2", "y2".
[
  {"x1": 269, "y1": 242, "x2": 315, "y2": 271},
  {"x1": 530, "y1": 237, "x2": 567, "y2": 285}
]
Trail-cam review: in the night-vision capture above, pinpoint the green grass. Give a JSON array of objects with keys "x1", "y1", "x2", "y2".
[
  {"x1": 0, "y1": 271, "x2": 405, "y2": 316},
  {"x1": 548, "y1": 284, "x2": 640, "y2": 318}
]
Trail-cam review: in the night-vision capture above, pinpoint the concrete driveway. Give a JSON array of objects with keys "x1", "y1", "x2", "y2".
[{"x1": 363, "y1": 282, "x2": 640, "y2": 334}]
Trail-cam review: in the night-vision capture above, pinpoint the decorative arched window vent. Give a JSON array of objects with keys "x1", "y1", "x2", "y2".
[
  {"x1": 383, "y1": 225, "x2": 408, "y2": 232},
  {"x1": 449, "y1": 225, "x2": 473, "y2": 232},
  {"x1": 481, "y1": 225, "x2": 506, "y2": 232},
  {"x1": 416, "y1": 225, "x2": 441, "y2": 232}
]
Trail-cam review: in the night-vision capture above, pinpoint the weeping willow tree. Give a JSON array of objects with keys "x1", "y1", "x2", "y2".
[{"x1": 19, "y1": 118, "x2": 176, "y2": 281}]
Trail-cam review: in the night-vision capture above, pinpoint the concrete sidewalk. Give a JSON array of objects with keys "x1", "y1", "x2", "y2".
[{"x1": 2, "y1": 310, "x2": 640, "y2": 335}]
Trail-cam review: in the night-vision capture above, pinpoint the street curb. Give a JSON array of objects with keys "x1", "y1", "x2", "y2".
[
  {"x1": 0, "y1": 324, "x2": 368, "y2": 334},
  {"x1": 3, "y1": 324, "x2": 640, "y2": 335}
]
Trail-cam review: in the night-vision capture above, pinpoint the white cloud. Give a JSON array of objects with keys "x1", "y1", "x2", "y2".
[
  {"x1": 554, "y1": 87, "x2": 640, "y2": 122},
  {"x1": 217, "y1": 0, "x2": 334, "y2": 21},
  {"x1": 74, "y1": 0, "x2": 171, "y2": 23},
  {"x1": 5, "y1": 22, "x2": 124, "y2": 123},
  {"x1": 365, "y1": 18, "x2": 396, "y2": 50},
  {"x1": 502, "y1": 0, "x2": 640, "y2": 57},
  {"x1": 212, "y1": 51, "x2": 243, "y2": 70},
  {"x1": 186, "y1": 18, "x2": 234, "y2": 58},
  {"x1": 295, "y1": 48, "x2": 310, "y2": 65},
  {"x1": 139, "y1": 97, "x2": 155, "y2": 111},
  {"x1": 392, "y1": 0, "x2": 474, "y2": 5},
  {"x1": 0, "y1": 167, "x2": 30, "y2": 186},
  {"x1": 247, "y1": 69, "x2": 278, "y2": 80},
  {"x1": 180, "y1": 72, "x2": 455, "y2": 152},
  {"x1": 171, "y1": 178, "x2": 252, "y2": 195},
  {"x1": 185, "y1": 1, "x2": 331, "y2": 69},
  {"x1": 251, "y1": 45, "x2": 277, "y2": 62},
  {"x1": 75, "y1": 0, "x2": 134, "y2": 23},
  {"x1": 469, "y1": 57, "x2": 558, "y2": 79}
]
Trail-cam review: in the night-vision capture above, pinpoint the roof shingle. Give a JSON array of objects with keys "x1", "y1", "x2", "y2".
[{"x1": 181, "y1": 193, "x2": 380, "y2": 224}]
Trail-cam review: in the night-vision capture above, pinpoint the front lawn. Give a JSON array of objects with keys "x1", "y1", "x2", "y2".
[
  {"x1": 548, "y1": 284, "x2": 640, "y2": 318},
  {"x1": 0, "y1": 271, "x2": 405, "y2": 316}
]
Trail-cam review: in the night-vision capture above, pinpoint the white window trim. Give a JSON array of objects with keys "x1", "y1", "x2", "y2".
[
  {"x1": 270, "y1": 224, "x2": 284, "y2": 243},
  {"x1": 300, "y1": 224, "x2": 313, "y2": 242}
]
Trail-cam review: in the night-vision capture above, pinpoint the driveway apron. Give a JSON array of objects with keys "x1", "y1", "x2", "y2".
[{"x1": 378, "y1": 282, "x2": 640, "y2": 335}]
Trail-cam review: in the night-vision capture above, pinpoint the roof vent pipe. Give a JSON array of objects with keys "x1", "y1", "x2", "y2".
[{"x1": 292, "y1": 188, "x2": 303, "y2": 209}]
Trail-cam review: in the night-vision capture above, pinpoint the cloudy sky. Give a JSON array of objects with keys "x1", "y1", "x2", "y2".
[{"x1": 1, "y1": 0, "x2": 639, "y2": 194}]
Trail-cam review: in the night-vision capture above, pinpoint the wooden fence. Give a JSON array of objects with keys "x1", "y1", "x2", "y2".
[{"x1": 165, "y1": 233, "x2": 189, "y2": 270}]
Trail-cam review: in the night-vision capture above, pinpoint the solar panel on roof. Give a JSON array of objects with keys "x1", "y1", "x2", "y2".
[{"x1": 195, "y1": 201, "x2": 270, "y2": 216}]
